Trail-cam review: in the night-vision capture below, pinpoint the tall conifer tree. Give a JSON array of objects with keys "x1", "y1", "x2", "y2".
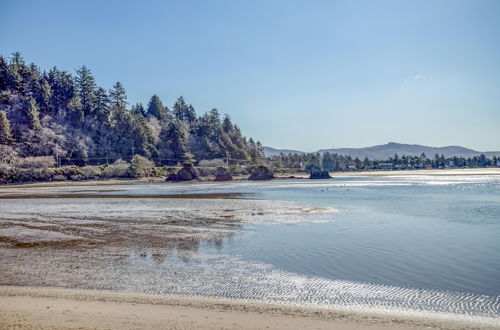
[
  {"x1": 0, "y1": 111, "x2": 13, "y2": 144},
  {"x1": 25, "y1": 97, "x2": 42, "y2": 130}
]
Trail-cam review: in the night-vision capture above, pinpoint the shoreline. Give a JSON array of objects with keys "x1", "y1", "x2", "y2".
[
  {"x1": 1, "y1": 172, "x2": 499, "y2": 329},
  {"x1": 331, "y1": 167, "x2": 500, "y2": 177},
  {"x1": 1, "y1": 285, "x2": 498, "y2": 330},
  {"x1": 1, "y1": 167, "x2": 499, "y2": 189}
]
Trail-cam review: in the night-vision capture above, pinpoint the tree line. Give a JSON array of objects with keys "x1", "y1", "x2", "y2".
[
  {"x1": 0, "y1": 52, "x2": 264, "y2": 167},
  {"x1": 268, "y1": 152, "x2": 500, "y2": 172}
]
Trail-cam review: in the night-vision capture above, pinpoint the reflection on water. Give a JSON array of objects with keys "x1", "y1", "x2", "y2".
[
  {"x1": 0, "y1": 197, "x2": 334, "y2": 264},
  {"x1": 0, "y1": 175, "x2": 499, "y2": 322}
]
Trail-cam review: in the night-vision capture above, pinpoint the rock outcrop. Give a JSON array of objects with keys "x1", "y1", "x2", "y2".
[
  {"x1": 309, "y1": 170, "x2": 332, "y2": 179},
  {"x1": 248, "y1": 166, "x2": 274, "y2": 181},
  {"x1": 214, "y1": 167, "x2": 233, "y2": 181},
  {"x1": 166, "y1": 163, "x2": 199, "y2": 181},
  {"x1": 166, "y1": 173, "x2": 178, "y2": 181}
]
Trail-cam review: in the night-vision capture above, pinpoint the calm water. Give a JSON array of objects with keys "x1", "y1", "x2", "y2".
[
  {"x1": 233, "y1": 179, "x2": 500, "y2": 296},
  {"x1": 1, "y1": 174, "x2": 499, "y2": 322}
]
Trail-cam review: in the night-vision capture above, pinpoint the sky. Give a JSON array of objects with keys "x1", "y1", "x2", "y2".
[{"x1": 1, "y1": 0, "x2": 499, "y2": 151}]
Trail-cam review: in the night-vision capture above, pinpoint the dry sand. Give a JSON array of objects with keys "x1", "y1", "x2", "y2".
[{"x1": 0, "y1": 286, "x2": 497, "y2": 330}]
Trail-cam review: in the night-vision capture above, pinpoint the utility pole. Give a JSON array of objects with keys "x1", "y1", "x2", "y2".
[
  {"x1": 55, "y1": 148, "x2": 59, "y2": 167},
  {"x1": 131, "y1": 146, "x2": 135, "y2": 160},
  {"x1": 226, "y1": 151, "x2": 229, "y2": 167}
]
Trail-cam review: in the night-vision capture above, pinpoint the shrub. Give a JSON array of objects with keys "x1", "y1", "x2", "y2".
[
  {"x1": 229, "y1": 165, "x2": 249, "y2": 176},
  {"x1": 151, "y1": 166, "x2": 167, "y2": 177},
  {"x1": 101, "y1": 159, "x2": 130, "y2": 178},
  {"x1": 198, "y1": 159, "x2": 226, "y2": 168},
  {"x1": 80, "y1": 166, "x2": 102, "y2": 180},
  {"x1": 62, "y1": 167, "x2": 84, "y2": 179},
  {"x1": 129, "y1": 155, "x2": 153, "y2": 178},
  {"x1": 0, "y1": 145, "x2": 19, "y2": 168},
  {"x1": 17, "y1": 156, "x2": 56, "y2": 169},
  {"x1": 52, "y1": 174, "x2": 67, "y2": 181}
]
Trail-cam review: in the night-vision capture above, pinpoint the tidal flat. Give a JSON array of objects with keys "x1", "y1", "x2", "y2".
[{"x1": 1, "y1": 169, "x2": 499, "y2": 329}]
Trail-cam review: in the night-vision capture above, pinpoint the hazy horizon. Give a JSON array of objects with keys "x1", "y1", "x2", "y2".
[{"x1": 2, "y1": 0, "x2": 499, "y2": 151}]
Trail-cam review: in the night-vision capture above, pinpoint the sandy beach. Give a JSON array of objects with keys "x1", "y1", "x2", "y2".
[
  {"x1": 1, "y1": 285, "x2": 498, "y2": 330},
  {"x1": 0, "y1": 168, "x2": 499, "y2": 190},
  {"x1": 1, "y1": 169, "x2": 499, "y2": 329},
  {"x1": 3, "y1": 0, "x2": 500, "y2": 327}
]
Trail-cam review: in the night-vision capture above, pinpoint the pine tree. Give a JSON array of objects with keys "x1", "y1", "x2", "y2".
[
  {"x1": 165, "y1": 120, "x2": 189, "y2": 162},
  {"x1": 207, "y1": 108, "x2": 222, "y2": 140},
  {"x1": 0, "y1": 111, "x2": 13, "y2": 144},
  {"x1": 39, "y1": 80, "x2": 52, "y2": 112},
  {"x1": 173, "y1": 96, "x2": 196, "y2": 123},
  {"x1": 222, "y1": 114, "x2": 233, "y2": 133},
  {"x1": 95, "y1": 87, "x2": 110, "y2": 121},
  {"x1": 25, "y1": 97, "x2": 42, "y2": 130},
  {"x1": 46, "y1": 68, "x2": 76, "y2": 117},
  {"x1": 131, "y1": 103, "x2": 147, "y2": 117},
  {"x1": 109, "y1": 81, "x2": 127, "y2": 108},
  {"x1": 9, "y1": 52, "x2": 27, "y2": 92},
  {"x1": 10, "y1": 52, "x2": 25, "y2": 66},
  {"x1": 75, "y1": 66, "x2": 97, "y2": 116},
  {"x1": 146, "y1": 95, "x2": 169, "y2": 120},
  {"x1": 0, "y1": 56, "x2": 12, "y2": 90}
]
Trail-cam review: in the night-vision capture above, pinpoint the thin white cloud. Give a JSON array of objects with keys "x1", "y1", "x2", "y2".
[{"x1": 403, "y1": 74, "x2": 427, "y2": 86}]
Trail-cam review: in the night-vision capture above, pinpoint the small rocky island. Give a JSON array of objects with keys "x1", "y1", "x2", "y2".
[
  {"x1": 249, "y1": 166, "x2": 274, "y2": 180},
  {"x1": 214, "y1": 167, "x2": 233, "y2": 181},
  {"x1": 309, "y1": 170, "x2": 332, "y2": 179},
  {"x1": 307, "y1": 165, "x2": 332, "y2": 179},
  {"x1": 166, "y1": 163, "x2": 199, "y2": 181}
]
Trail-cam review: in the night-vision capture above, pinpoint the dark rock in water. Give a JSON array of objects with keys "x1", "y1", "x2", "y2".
[
  {"x1": 176, "y1": 163, "x2": 198, "y2": 181},
  {"x1": 166, "y1": 163, "x2": 199, "y2": 181},
  {"x1": 214, "y1": 167, "x2": 233, "y2": 181},
  {"x1": 306, "y1": 164, "x2": 322, "y2": 174},
  {"x1": 309, "y1": 171, "x2": 332, "y2": 179},
  {"x1": 249, "y1": 166, "x2": 274, "y2": 180},
  {"x1": 165, "y1": 173, "x2": 178, "y2": 181}
]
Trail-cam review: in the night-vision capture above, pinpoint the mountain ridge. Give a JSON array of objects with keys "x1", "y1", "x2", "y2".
[{"x1": 264, "y1": 142, "x2": 500, "y2": 160}]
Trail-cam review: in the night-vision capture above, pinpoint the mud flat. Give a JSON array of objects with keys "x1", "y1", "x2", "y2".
[
  {"x1": 1, "y1": 285, "x2": 497, "y2": 330},
  {"x1": 1, "y1": 175, "x2": 499, "y2": 329}
]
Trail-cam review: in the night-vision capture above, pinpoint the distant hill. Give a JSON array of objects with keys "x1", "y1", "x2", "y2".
[{"x1": 264, "y1": 142, "x2": 500, "y2": 160}]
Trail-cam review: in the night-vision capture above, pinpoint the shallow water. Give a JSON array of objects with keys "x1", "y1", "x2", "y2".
[{"x1": 0, "y1": 175, "x2": 499, "y2": 322}]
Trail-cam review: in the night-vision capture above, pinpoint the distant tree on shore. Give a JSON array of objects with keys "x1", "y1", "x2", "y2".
[{"x1": 268, "y1": 151, "x2": 499, "y2": 172}]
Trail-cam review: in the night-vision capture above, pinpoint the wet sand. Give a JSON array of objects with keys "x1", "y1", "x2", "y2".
[
  {"x1": 1, "y1": 171, "x2": 499, "y2": 329},
  {"x1": 1, "y1": 285, "x2": 497, "y2": 330},
  {"x1": 0, "y1": 191, "x2": 249, "y2": 199},
  {"x1": 1, "y1": 168, "x2": 499, "y2": 190}
]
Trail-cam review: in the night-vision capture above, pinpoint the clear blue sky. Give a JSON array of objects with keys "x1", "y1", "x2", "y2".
[{"x1": 1, "y1": 0, "x2": 499, "y2": 151}]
